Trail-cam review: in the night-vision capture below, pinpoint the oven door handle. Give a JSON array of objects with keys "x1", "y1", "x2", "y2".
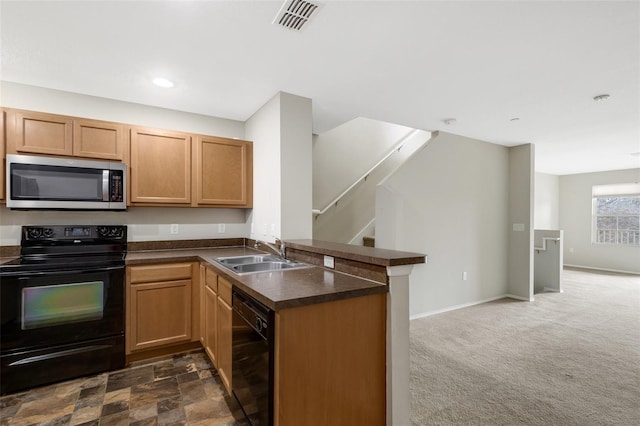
[{"x1": 15, "y1": 265, "x2": 124, "y2": 278}]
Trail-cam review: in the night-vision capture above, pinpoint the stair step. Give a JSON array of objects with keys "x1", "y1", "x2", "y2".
[{"x1": 363, "y1": 236, "x2": 375, "y2": 247}]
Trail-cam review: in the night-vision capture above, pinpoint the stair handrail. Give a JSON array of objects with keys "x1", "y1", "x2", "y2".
[{"x1": 312, "y1": 129, "x2": 422, "y2": 215}]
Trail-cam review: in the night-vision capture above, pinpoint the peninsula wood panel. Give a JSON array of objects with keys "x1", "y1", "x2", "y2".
[
  {"x1": 73, "y1": 118, "x2": 124, "y2": 160},
  {"x1": 129, "y1": 126, "x2": 191, "y2": 204},
  {"x1": 193, "y1": 136, "x2": 253, "y2": 207},
  {"x1": 274, "y1": 293, "x2": 386, "y2": 426},
  {"x1": 7, "y1": 110, "x2": 73, "y2": 156}
]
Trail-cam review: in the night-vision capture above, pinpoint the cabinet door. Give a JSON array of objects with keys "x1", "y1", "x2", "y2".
[
  {"x1": 129, "y1": 127, "x2": 191, "y2": 204},
  {"x1": 73, "y1": 118, "x2": 124, "y2": 160},
  {"x1": 205, "y1": 284, "x2": 218, "y2": 367},
  {"x1": 193, "y1": 136, "x2": 253, "y2": 207},
  {"x1": 199, "y1": 265, "x2": 206, "y2": 345},
  {"x1": 217, "y1": 296, "x2": 232, "y2": 394},
  {"x1": 128, "y1": 279, "x2": 192, "y2": 352},
  {"x1": 8, "y1": 110, "x2": 73, "y2": 156}
]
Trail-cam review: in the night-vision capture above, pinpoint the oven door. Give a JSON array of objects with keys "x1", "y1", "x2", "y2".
[{"x1": 0, "y1": 265, "x2": 125, "y2": 352}]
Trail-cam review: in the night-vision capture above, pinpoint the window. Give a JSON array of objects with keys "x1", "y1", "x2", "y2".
[{"x1": 592, "y1": 183, "x2": 640, "y2": 247}]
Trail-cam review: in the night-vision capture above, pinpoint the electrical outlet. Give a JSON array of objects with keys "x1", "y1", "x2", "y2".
[
  {"x1": 324, "y1": 255, "x2": 335, "y2": 269},
  {"x1": 170, "y1": 224, "x2": 179, "y2": 234},
  {"x1": 218, "y1": 224, "x2": 226, "y2": 234}
]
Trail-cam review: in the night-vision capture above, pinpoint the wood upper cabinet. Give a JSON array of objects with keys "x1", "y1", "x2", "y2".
[
  {"x1": 7, "y1": 110, "x2": 73, "y2": 156},
  {"x1": 126, "y1": 262, "x2": 195, "y2": 353},
  {"x1": 129, "y1": 127, "x2": 191, "y2": 205},
  {"x1": 5, "y1": 109, "x2": 124, "y2": 160},
  {"x1": 193, "y1": 136, "x2": 253, "y2": 207},
  {"x1": 73, "y1": 118, "x2": 124, "y2": 160}
]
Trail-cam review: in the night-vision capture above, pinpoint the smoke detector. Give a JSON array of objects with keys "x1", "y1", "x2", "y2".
[{"x1": 273, "y1": 0, "x2": 321, "y2": 31}]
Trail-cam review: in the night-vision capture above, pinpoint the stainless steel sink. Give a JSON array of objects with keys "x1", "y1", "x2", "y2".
[
  {"x1": 216, "y1": 255, "x2": 281, "y2": 265},
  {"x1": 230, "y1": 261, "x2": 310, "y2": 274},
  {"x1": 214, "y1": 254, "x2": 312, "y2": 275}
]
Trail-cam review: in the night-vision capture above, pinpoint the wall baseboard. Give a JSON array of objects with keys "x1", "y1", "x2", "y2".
[
  {"x1": 564, "y1": 264, "x2": 640, "y2": 276},
  {"x1": 410, "y1": 294, "x2": 515, "y2": 320},
  {"x1": 504, "y1": 293, "x2": 534, "y2": 302}
]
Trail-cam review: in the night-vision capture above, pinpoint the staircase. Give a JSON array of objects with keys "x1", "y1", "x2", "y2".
[{"x1": 312, "y1": 118, "x2": 432, "y2": 245}]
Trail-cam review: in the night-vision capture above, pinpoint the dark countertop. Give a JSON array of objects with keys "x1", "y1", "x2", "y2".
[
  {"x1": 286, "y1": 239, "x2": 426, "y2": 266},
  {"x1": 126, "y1": 245, "x2": 389, "y2": 311},
  {"x1": 2, "y1": 239, "x2": 425, "y2": 311}
]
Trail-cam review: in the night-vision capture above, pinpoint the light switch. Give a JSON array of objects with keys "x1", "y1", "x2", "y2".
[{"x1": 513, "y1": 223, "x2": 525, "y2": 232}]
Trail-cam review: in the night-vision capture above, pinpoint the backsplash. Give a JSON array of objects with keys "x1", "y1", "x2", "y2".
[{"x1": 0, "y1": 206, "x2": 251, "y2": 246}]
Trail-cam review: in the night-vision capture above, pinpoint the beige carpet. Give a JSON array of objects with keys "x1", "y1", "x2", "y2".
[{"x1": 410, "y1": 267, "x2": 640, "y2": 425}]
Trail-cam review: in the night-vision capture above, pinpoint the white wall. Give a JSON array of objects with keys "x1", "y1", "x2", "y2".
[
  {"x1": 376, "y1": 132, "x2": 511, "y2": 317},
  {"x1": 535, "y1": 172, "x2": 560, "y2": 229},
  {"x1": 314, "y1": 126, "x2": 431, "y2": 244},
  {"x1": 0, "y1": 81, "x2": 244, "y2": 138},
  {"x1": 279, "y1": 93, "x2": 312, "y2": 240},
  {"x1": 507, "y1": 144, "x2": 535, "y2": 301},
  {"x1": 245, "y1": 91, "x2": 313, "y2": 243},
  {"x1": 313, "y1": 117, "x2": 415, "y2": 210},
  {"x1": 245, "y1": 93, "x2": 282, "y2": 243},
  {"x1": 0, "y1": 82, "x2": 250, "y2": 245},
  {"x1": 559, "y1": 168, "x2": 640, "y2": 273},
  {"x1": 534, "y1": 229, "x2": 563, "y2": 293}
]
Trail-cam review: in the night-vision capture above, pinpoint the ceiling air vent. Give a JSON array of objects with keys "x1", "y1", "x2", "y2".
[{"x1": 273, "y1": 0, "x2": 320, "y2": 31}]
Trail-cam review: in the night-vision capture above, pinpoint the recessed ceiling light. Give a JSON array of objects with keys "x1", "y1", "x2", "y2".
[
  {"x1": 593, "y1": 94, "x2": 610, "y2": 102},
  {"x1": 442, "y1": 118, "x2": 457, "y2": 125},
  {"x1": 153, "y1": 77, "x2": 174, "y2": 88}
]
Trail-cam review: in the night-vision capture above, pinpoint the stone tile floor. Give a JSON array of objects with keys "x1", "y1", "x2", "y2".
[{"x1": 0, "y1": 350, "x2": 249, "y2": 426}]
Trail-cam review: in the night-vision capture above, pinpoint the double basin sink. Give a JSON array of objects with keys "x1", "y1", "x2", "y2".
[{"x1": 214, "y1": 254, "x2": 312, "y2": 275}]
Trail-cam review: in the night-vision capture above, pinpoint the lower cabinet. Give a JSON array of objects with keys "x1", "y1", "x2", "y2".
[
  {"x1": 201, "y1": 266, "x2": 232, "y2": 394},
  {"x1": 126, "y1": 262, "x2": 200, "y2": 355},
  {"x1": 204, "y1": 267, "x2": 218, "y2": 367},
  {"x1": 217, "y1": 276, "x2": 233, "y2": 394}
]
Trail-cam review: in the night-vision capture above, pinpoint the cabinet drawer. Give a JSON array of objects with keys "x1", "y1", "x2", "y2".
[
  {"x1": 218, "y1": 276, "x2": 232, "y2": 305},
  {"x1": 205, "y1": 268, "x2": 218, "y2": 292},
  {"x1": 129, "y1": 263, "x2": 193, "y2": 284}
]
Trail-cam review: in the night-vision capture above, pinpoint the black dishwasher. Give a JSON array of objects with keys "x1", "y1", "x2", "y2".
[{"x1": 232, "y1": 289, "x2": 274, "y2": 426}]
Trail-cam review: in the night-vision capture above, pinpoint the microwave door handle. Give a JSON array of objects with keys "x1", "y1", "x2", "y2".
[{"x1": 102, "y1": 170, "x2": 109, "y2": 201}]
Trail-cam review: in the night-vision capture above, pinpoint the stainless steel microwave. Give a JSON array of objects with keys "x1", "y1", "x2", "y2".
[{"x1": 6, "y1": 154, "x2": 126, "y2": 210}]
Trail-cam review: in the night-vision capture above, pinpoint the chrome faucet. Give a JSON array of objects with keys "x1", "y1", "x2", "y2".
[{"x1": 254, "y1": 238, "x2": 285, "y2": 258}]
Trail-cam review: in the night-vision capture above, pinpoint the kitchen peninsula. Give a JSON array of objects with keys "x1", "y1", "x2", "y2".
[{"x1": 124, "y1": 238, "x2": 425, "y2": 426}]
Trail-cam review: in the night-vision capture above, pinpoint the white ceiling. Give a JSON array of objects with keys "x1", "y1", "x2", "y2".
[{"x1": 1, "y1": 0, "x2": 638, "y2": 175}]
